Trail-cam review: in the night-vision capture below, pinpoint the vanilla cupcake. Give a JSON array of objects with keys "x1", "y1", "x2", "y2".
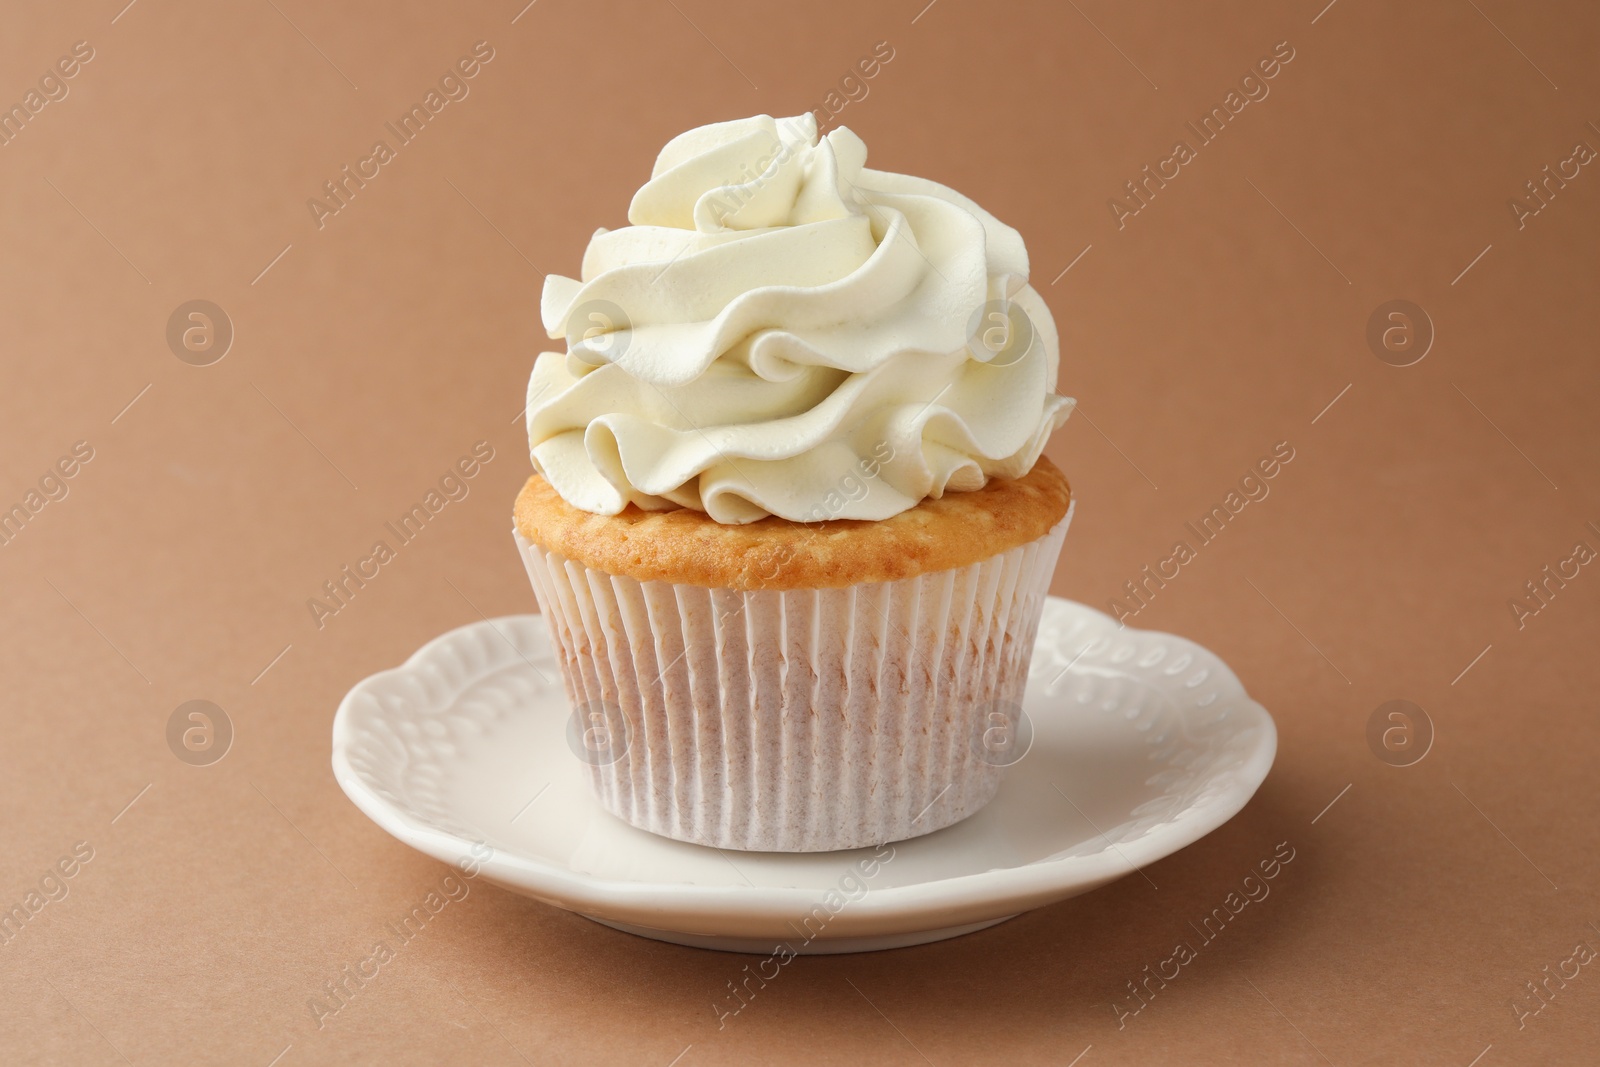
[{"x1": 516, "y1": 114, "x2": 1073, "y2": 851}]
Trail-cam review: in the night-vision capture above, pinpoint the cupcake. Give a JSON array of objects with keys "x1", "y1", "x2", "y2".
[{"x1": 515, "y1": 114, "x2": 1074, "y2": 852}]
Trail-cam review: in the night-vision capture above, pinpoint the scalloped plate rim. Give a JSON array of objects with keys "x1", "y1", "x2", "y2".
[{"x1": 332, "y1": 598, "x2": 1277, "y2": 932}]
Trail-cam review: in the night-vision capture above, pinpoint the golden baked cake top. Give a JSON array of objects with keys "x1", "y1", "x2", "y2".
[{"x1": 516, "y1": 456, "x2": 1070, "y2": 591}]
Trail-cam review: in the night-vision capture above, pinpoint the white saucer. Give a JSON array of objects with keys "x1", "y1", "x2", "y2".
[{"x1": 332, "y1": 597, "x2": 1276, "y2": 954}]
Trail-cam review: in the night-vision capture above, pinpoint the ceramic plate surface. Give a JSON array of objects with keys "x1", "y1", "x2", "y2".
[{"x1": 332, "y1": 597, "x2": 1276, "y2": 953}]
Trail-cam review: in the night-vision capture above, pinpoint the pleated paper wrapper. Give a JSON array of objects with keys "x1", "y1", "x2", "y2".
[{"x1": 515, "y1": 509, "x2": 1070, "y2": 852}]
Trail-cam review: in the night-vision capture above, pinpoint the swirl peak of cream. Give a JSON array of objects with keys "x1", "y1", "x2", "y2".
[{"x1": 527, "y1": 113, "x2": 1073, "y2": 524}]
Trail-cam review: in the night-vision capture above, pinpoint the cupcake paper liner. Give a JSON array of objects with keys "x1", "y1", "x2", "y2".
[{"x1": 515, "y1": 507, "x2": 1070, "y2": 852}]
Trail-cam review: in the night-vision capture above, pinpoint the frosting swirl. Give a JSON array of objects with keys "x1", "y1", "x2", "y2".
[{"x1": 527, "y1": 113, "x2": 1073, "y2": 524}]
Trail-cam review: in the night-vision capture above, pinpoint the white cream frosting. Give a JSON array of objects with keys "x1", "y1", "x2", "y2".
[{"x1": 527, "y1": 113, "x2": 1073, "y2": 524}]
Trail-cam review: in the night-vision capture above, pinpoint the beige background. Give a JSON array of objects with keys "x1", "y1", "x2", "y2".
[{"x1": 3, "y1": 0, "x2": 1598, "y2": 1063}]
